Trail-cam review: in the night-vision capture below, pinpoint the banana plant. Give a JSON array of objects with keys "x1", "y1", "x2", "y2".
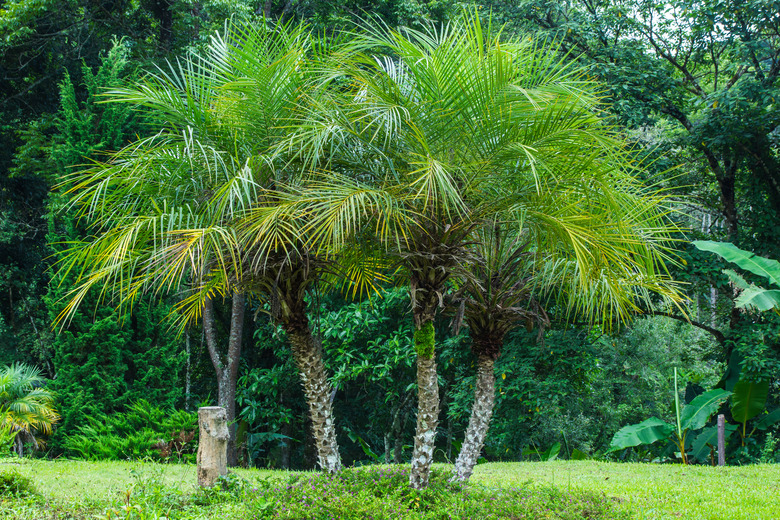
[
  {"x1": 729, "y1": 378, "x2": 780, "y2": 447},
  {"x1": 693, "y1": 241, "x2": 780, "y2": 313},
  {"x1": 608, "y1": 369, "x2": 731, "y2": 464}
]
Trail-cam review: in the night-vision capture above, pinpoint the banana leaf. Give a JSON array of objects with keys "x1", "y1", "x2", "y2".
[
  {"x1": 723, "y1": 270, "x2": 780, "y2": 311},
  {"x1": 755, "y1": 408, "x2": 780, "y2": 430},
  {"x1": 731, "y1": 379, "x2": 769, "y2": 425},
  {"x1": 571, "y1": 448, "x2": 588, "y2": 460},
  {"x1": 541, "y1": 442, "x2": 561, "y2": 461},
  {"x1": 607, "y1": 418, "x2": 674, "y2": 453},
  {"x1": 735, "y1": 287, "x2": 780, "y2": 312},
  {"x1": 680, "y1": 389, "x2": 731, "y2": 431},
  {"x1": 691, "y1": 424, "x2": 736, "y2": 463},
  {"x1": 719, "y1": 349, "x2": 744, "y2": 392},
  {"x1": 693, "y1": 241, "x2": 780, "y2": 287}
]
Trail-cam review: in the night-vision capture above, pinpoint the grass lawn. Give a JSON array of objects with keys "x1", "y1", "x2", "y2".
[
  {"x1": 473, "y1": 461, "x2": 780, "y2": 520},
  {"x1": 0, "y1": 459, "x2": 777, "y2": 519}
]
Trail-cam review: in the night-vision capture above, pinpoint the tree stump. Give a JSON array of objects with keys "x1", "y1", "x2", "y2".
[
  {"x1": 197, "y1": 407, "x2": 229, "y2": 487},
  {"x1": 717, "y1": 413, "x2": 726, "y2": 467}
]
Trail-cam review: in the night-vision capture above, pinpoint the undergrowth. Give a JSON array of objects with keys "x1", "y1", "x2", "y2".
[
  {"x1": 0, "y1": 469, "x2": 37, "y2": 498},
  {"x1": 96, "y1": 465, "x2": 624, "y2": 520}
]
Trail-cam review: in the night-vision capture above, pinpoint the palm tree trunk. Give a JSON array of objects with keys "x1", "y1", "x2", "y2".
[
  {"x1": 203, "y1": 292, "x2": 245, "y2": 467},
  {"x1": 13, "y1": 434, "x2": 23, "y2": 458},
  {"x1": 282, "y1": 313, "x2": 342, "y2": 473},
  {"x1": 452, "y1": 353, "x2": 495, "y2": 482},
  {"x1": 410, "y1": 320, "x2": 439, "y2": 489}
]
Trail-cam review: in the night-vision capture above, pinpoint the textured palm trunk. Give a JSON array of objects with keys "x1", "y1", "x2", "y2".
[
  {"x1": 452, "y1": 353, "x2": 496, "y2": 482},
  {"x1": 410, "y1": 319, "x2": 439, "y2": 489},
  {"x1": 283, "y1": 313, "x2": 342, "y2": 473},
  {"x1": 203, "y1": 292, "x2": 245, "y2": 467}
]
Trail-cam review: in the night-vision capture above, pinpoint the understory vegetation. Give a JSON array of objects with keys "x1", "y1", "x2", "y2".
[{"x1": 1, "y1": 460, "x2": 778, "y2": 520}]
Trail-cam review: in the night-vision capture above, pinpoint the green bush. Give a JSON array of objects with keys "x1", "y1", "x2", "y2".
[
  {"x1": 255, "y1": 466, "x2": 625, "y2": 520},
  {"x1": 64, "y1": 400, "x2": 197, "y2": 462},
  {"x1": 97, "y1": 465, "x2": 625, "y2": 520},
  {"x1": 0, "y1": 469, "x2": 37, "y2": 497}
]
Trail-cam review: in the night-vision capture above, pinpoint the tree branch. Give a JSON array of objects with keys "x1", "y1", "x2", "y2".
[{"x1": 641, "y1": 310, "x2": 725, "y2": 343}]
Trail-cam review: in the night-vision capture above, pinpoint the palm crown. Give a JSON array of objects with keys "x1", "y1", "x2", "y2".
[
  {"x1": 0, "y1": 364, "x2": 59, "y2": 455},
  {"x1": 277, "y1": 12, "x2": 682, "y2": 487}
]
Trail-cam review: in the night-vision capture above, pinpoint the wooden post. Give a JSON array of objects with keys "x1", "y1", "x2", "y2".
[
  {"x1": 197, "y1": 407, "x2": 229, "y2": 487},
  {"x1": 717, "y1": 413, "x2": 726, "y2": 467}
]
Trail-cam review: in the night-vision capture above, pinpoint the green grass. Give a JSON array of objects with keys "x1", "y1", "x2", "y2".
[
  {"x1": 473, "y1": 461, "x2": 780, "y2": 520},
  {"x1": 0, "y1": 459, "x2": 777, "y2": 519}
]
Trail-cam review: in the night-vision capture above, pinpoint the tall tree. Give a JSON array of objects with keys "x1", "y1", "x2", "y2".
[{"x1": 499, "y1": 0, "x2": 780, "y2": 244}]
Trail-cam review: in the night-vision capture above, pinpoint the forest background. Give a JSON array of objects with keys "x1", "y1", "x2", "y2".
[{"x1": 1, "y1": 0, "x2": 779, "y2": 469}]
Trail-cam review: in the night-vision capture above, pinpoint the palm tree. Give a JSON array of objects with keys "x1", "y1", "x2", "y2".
[
  {"x1": 289, "y1": 12, "x2": 682, "y2": 488},
  {"x1": 448, "y1": 224, "x2": 546, "y2": 482},
  {"x1": 56, "y1": 20, "x2": 346, "y2": 472},
  {"x1": 0, "y1": 364, "x2": 59, "y2": 456},
  {"x1": 450, "y1": 215, "x2": 682, "y2": 482}
]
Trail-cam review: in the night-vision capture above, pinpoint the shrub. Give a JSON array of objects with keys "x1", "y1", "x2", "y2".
[
  {"x1": 64, "y1": 400, "x2": 197, "y2": 462},
  {"x1": 256, "y1": 466, "x2": 626, "y2": 520},
  {"x1": 96, "y1": 465, "x2": 626, "y2": 520},
  {"x1": 0, "y1": 469, "x2": 38, "y2": 497}
]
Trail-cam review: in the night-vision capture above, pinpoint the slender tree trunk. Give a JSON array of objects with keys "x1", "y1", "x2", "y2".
[
  {"x1": 282, "y1": 312, "x2": 341, "y2": 473},
  {"x1": 410, "y1": 320, "x2": 439, "y2": 489},
  {"x1": 13, "y1": 434, "x2": 22, "y2": 457},
  {"x1": 8, "y1": 287, "x2": 14, "y2": 329},
  {"x1": 452, "y1": 354, "x2": 496, "y2": 482},
  {"x1": 394, "y1": 408, "x2": 408, "y2": 464},
  {"x1": 185, "y1": 331, "x2": 191, "y2": 411},
  {"x1": 389, "y1": 391, "x2": 411, "y2": 464},
  {"x1": 280, "y1": 393, "x2": 291, "y2": 469},
  {"x1": 203, "y1": 292, "x2": 245, "y2": 467},
  {"x1": 712, "y1": 156, "x2": 739, "y2": 240},
  {"x1": 384, "y1": 432, "x2": 392, "y2": 463}
]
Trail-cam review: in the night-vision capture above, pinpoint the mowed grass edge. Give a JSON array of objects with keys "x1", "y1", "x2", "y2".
[
  {"x1": 1, "y1": 459, "x2": 778, "y2": 519},
  {"x1": 472, "y1": 461, "x2": 780, "y2": 520}
]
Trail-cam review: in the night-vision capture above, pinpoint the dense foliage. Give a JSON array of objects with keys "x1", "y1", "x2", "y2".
[{"x1": 64, "y1": 400, "x2": 197, "y2": 462}]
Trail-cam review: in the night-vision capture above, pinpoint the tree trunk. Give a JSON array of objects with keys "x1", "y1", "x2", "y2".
[
  {"x1": 744, "y1": 135, "x2": 780, "y2": 219},
  {"x1": 712, "y1": 156, "x2": 739, "y2": 239},
  {"x1": 185, "y1": 331, "x2": 192, "y2": 411},
  {"x1": 280, "y1": 393, "x2": 291, "y2": 469},
  {"x1": 283, "y1": 315, "x2": 341, "y2": 473},
  {"x1": 13, "y1": 434, "x2": 23, "y2": 457},
  {"x1": 394, "y1": 409, "x2": 407, "y2": 464},
  {"x1": 203, "y1": 292, "x2": 245, "y2": 467},
  {"x1": 384, "y1": 432, "x2": 392, "y2": 463},
  {"x1": 452, "y1": 354, "x2": 496, "y2": 482},
  {"x1": 389, "y1": 391, "x2": 411, "y2": 464},
  {"x1": 410, "y1": 320, "x2": 439, "y2": 489},
  {"x1": 197, "y1": 407, "x2": 229, "y2": 487}
]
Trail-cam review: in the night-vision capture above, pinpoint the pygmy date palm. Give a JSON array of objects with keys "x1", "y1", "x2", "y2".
[
  {"x1": 294, "y1": 12, "x2": 682, "y2": 487},
  {"x1": 56, "y1": 21, "x2": 345, "y2": 472},
  {"x1": 0, "y1": 364, "x2": 59, "y2": 456},
  {"x1": 448, "y1": 224, "x2": 547, "y2": 482},
  {"x1": 450, "y1": 212, "x2": 681, "y2": 482}
]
